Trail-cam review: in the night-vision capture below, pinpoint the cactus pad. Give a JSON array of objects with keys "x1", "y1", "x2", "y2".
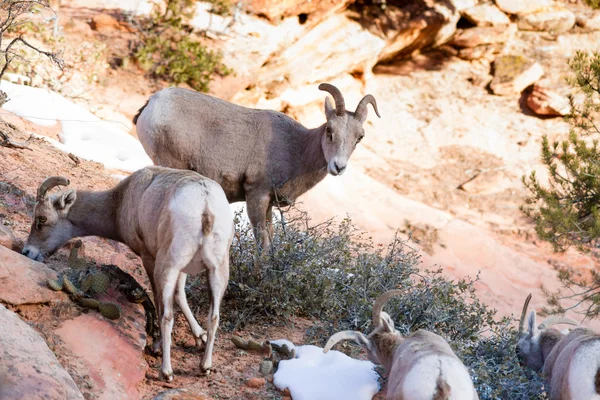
[
  {"x1": 47, "y1": 277, "x2": 63, "y2": 291},
  {"x1": 80, "y1": 298, "x2": 101, "y2": 309},
  {"x1": 99, "y1": 302, "x2": 121, "y2": 320},
  {"x1": 259, "y1": 360, "x2": 273, "y2": 376},
  {"x1": 91, "y1": 272, "x2": 110, "y2": 294},
  {"x1": 80, "y1": 274, "x2": 94, "y2": 293},
  {"x1": 62, "y1": 276, "x2": 78, "y2": 295}
]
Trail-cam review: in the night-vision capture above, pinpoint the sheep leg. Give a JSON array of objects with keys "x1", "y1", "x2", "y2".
[
  {"x1": 140, "y1": 253, "x2": 163, "y2": 354},
  {"x1": 175, "y1": 272, "x2": 207, "y2": 346},
  {"x1": 200, "y1": 248, "x2": 229, "y2": 374},
  {"x1": 155, "y1": 247, "x2": 195, "y2": 382},
  {"x1": 245, "y1": 193, "x2": 271, "y2": 251},
  {"x1": 266, "y1": 205, "x2": 274, "y2": 241}
]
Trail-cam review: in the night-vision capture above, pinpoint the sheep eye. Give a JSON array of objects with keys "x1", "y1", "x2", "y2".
[
  {"x1": 38, "y1": 216, "x2": 47, "y2": 224},
  {"x1": 326, "y1": 127, "x2": 333, "y2": 141}
]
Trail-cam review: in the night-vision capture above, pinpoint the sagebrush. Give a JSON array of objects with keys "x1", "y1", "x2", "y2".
[
  {"x1": 187, "y1": 209, "x2": 546, "y2": 399},
  {"x1": 132, "y1": 0, "x2": 231, "y2": 92}
]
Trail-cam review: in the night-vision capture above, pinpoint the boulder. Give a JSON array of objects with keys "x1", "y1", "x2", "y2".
[
  {"x1": 494, "y1": 0, "x2": 551, "y2": 15},
  {"x1": 0, "y1": 304, "x2": 84, "y2": 400},
  {"x1": 490, "y1": 55, "x2": 544, "y2": 96},
  {"x1": 450, "y1": 0, "x2": 479, "y2": 11},
  {"x1": 90, "y1": 13, "x2": 123, "y2": 33},
  {"x1": 526, "y1": 84, "x2": 571, "y2": 117},
  {"x1": 257, "y1": 13, "x2": 385, "y2": 91},
  {"x1": 0, "y1": 245, "x2": 67, "y2": 305},
  {"x1": 517, "y1": 4, "x2": 576, "y2": 33},
  {"x1": 245, "y1": 0, "x2": 353, "y2": 24},
  {"x1": 54, "y1": 287, "x2": 148, "y2": 400},
  {"x1": 457, "y1": 43, "x2": 503, "y2": 61},
  {"x1": 364, "y1": 1, "x2": 460, "y2": 63},
  {"x1": 462, "y1": 4, "x2": 511, "y2": 26},
  {"x1": 0, "y1": 223, "x2": 16, "y2": 250},
  {"x1": 450, "y1": 23, "x2": 517, "y2": 48},
  {"x1": 575, "y1": 12, "x2": 600, "y2": 31}
]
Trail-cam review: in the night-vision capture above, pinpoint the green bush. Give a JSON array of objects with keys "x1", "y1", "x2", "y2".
[
  {"x1": 132, "y1": 0, "x2": 231, "y2": 92},
  {"x1": 187, "y1": 209, "x2": 546, "y2": 399}
]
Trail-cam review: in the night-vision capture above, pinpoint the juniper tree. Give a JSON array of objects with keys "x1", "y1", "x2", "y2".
[{"x1": 522, "y1": 51, "x2": 600, "y2": 319}]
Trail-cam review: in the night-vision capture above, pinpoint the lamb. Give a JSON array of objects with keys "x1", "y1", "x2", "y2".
[
  {"x1": 516, "y1": 294, "x2": 600, "y2": 400},
  {"x1": 323, "y1": 289, "x2": 479, "y2": 400},
  {"x1": 133, "y1": 83, "x2": 380, "y2": 249},
  {"x1": 21, "y1": 167, "x2": 234, "y2": 382}
]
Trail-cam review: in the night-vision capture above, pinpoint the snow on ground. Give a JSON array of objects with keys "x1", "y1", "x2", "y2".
[
  {"x1": 273, "y1": 343, "x2": 380, "y2": 400},
  {"x1": 1, "y1": 81, "x2": 153, "y2": 172}
]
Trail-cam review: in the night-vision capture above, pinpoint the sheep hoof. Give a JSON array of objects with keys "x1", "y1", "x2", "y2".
[
  {"x1": 201, "y1": 367, "x2": 211, "y2": 377},
  {"x1": 159, "y1": 369, "x2": 174, "y2": 382},
  {"x1": 152, "y1": 340, "x2": 162, "y2": 355},
  {"x1": 196, "y1": 334, "x2": 208, "y2": 347}
]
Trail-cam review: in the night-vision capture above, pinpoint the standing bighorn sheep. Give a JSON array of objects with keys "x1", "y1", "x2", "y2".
[
  {"x1": 517, "y1": 294, "x2": 600, "y2": 400},
  {"x1": 323, "y1": 289, "x2": 479, "y2": 400},
  {"x1": 133, "y1": 83, "x2": 380, "y2": 249},
  {"x1": 22, "y1": 167, "x2": 234, "y2": 382}
]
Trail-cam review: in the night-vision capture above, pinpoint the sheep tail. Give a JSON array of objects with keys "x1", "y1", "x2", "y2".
[
  {"x1": 202, "y1": 209, "x2": 215, "y2": 237},
  {"x1": 133, "y1": 99, "x2": 150, "y2": 125},
  {"x1": 433, "y1": 361, "x2": 451, "y2": 400}
]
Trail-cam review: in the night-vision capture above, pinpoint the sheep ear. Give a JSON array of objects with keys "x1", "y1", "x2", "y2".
[
  {"x1": 324, "y1": 97, "x2": 335, "y2": 116},
  {"x1": 527, "y1": 310, "x2": 538, "y2": 335},
  {"x1": 55, "y1": 189, "x2": 77, "y2": 211},
  {"x1": 380, "y1": 312, "x2": 396, "y2": 333}
]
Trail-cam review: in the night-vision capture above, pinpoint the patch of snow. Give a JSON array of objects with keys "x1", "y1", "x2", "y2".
[
  {"x1": 1, "y1": 81, "x2": 153, "y2": 172},
  {"x1": 273, "y1": 344, "x2": 380, "y2": 400}
]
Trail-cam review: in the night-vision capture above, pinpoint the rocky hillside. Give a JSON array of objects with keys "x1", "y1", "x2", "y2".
[{"x1": 1, "y1": 0, "x2": 600, "y2": 399}]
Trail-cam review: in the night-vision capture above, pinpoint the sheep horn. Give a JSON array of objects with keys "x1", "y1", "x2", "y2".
[
  {"x1": 354, "y1": 94, "x2": 381, "y2": 121},
  {"x1": 37, "y1": 176, "x2": 70, "y2": 201},
  {"x1": 319, "y1": 83, "x2": 345, "y2": 116},
  {"x1": 372, "y1": 289, "x2": 403, "y2": 329},
  {"x1": 323, "y1": 331, "x2": 369, "y2": 353},
  {"x1": 538, "y1": 316, "x2": 579, "y2": 330},
  {"x1": 519, "y1": 294, "x2": 532, "y2": 335}
]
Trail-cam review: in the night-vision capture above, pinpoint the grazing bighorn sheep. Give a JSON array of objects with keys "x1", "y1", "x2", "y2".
[
  {"x1": 323, "y1": 289, "x2": 479, "y2": 400},
  {"x1": 133, "y1": 83, "x2": 380, "y2": 249},
  {"x1": 21, "y1": 167, "x2": 234, "y2": 382},
  {"x1": 517, "y1": 294, "x2": 600, "y2": 400}
]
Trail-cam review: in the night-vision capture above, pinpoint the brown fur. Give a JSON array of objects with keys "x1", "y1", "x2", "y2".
[
  {"x1": 433, "y1": 374, "x2": 451, "y2": 400},
  {"x1": 133, "y1": 99, "x2": 149, "y2": 125},
  {"x1": 596, "y1": 368, "x2": 600, "y2": 394},
  {"x1": 201, "y1": 210, "x2": 214, "y2": 236}
]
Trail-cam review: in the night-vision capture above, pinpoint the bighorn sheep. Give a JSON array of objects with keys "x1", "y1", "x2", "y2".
[
  {"x1": 21, "y1": 167, "x2": 234, "y2": 382},
  {"x1": 323, "y1": 289, "x2": 479, "y2": 400},
  {"x1": 517, "y1": 294, "x2": 600, "y2": 400},
  {"x1": 133, "y1": 83, "x2": 380, "y2": 249}
]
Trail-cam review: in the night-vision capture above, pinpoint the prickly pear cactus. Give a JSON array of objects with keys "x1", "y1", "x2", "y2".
[
  {"x1": 47, "y1": 277, "x2": 63, "y2": 291},
  {"x1": 259, "y1": 359, "x2": 273, "y2": 376},
  {"x1": 80, "y1": 298, "x2": 101, "y2": 309},
  {"x1": 80, "y1": 274, "x2": 94, "y2": 293},
  {"x1": 62, "y1": 276, "x2": 78, "y2": 295},
  {"x1": 91, "y1": 272, "x2": 110, "y2": 294},
  {"x1": 99, "y1": 302, "x2": 121, "y2": 320}
]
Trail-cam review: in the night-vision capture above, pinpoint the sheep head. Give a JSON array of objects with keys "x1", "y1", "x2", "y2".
[
  {"x1": 323, "y1": 289, "x2": 402, "y2": 371},
  {"x1": 22, "y1": 176, "x2": 77, "y2": 262},
  {"x1": 318, "y1": 83, "x2": 381, "y2": 177},
  {"x1": 516, "y1": 294, "x2": 579, "y2": 372}
]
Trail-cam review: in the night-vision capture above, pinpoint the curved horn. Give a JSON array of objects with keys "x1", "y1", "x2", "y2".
[
  {"x1": 323, "y1": 331, "x2": 369, "y2": 353},
  {"x1": 37, "y1": 176, "x2": 70, "y2": 201},
  {"x1": 354, "y1": 94, "x2": 381, "y2": 122},
  {"x1": 519, "y1": 294, "x2": 532, "y2": 335},
  {"x1": 372, "y1": 289, "x2": 403, "y2": 329},
  {"x1": 319, "y1": 83, "x2": 345, "y2": 116},
  {"x1": 538, "y1": 316, "x2": 579, "y2": 330}
]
